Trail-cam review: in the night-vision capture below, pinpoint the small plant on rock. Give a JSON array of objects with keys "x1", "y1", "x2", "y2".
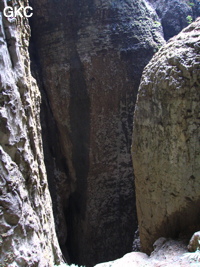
[
  {"x1": 153, "y1": 20, "x2": 161, "y2": 27},
  {"x1": 187, "y1": 1, "x2": 195, "y2": 7},
  {"x1": 186, "y1": 15, "x2": 193, "y2": 24}
]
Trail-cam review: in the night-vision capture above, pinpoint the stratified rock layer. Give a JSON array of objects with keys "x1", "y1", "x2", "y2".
[
  {"x1": 132, "y1": 18, "x2": 200, "y2": 254},
  {"x1": 29, "y1": 0, "x2": 165, "y2": 265},
  {"x1": 0, "y1": 1, "x2": 62, "y2": 266}
]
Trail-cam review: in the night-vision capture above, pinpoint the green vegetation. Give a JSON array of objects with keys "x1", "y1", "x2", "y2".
[
  {"x1": 154, "y1": 21, "x2": 161, "y2": 27},
  {"x1": 186, "y1": 15, "x2": 193, "y2": 24},
  {"x1": 187, "y1": 1, "x2": 195, "y2": 7}
]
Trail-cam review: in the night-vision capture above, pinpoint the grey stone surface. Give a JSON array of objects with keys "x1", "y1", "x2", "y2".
[
  {"x1": 188, "y1": 231, "x2": 200, "y2": 252},
  {"x1": 29, "y1": 0, "x2": 165, "y2": 265},
  {"x1": 0, "y1": 1, "x2": 63, "y2": 266},
  {"x1": 132, "y1": 18, "x2": 200, "y2": 254},
  {"x1": 148, "y1": 0, "x2": 200, "y2": 40},
  {"x1": 95, "y1": 237, "x2": 199, "y2": 267}
]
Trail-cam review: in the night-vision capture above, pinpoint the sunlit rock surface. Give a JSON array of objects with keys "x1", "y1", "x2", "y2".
[
  {"x1": 95, "y1": 237, "x2": 199, "y2": 267},
  {"x1": 0, "y1": 1, "x2": 63, "y2": 266},
  {"x1": 132, "y1": 18, "x2": 200, "y2": 254}
]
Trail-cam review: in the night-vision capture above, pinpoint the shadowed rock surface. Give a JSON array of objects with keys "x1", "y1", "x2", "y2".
[
  {"x1": 29, "y1": 0, "x2": 165, "y2": 265},
  {"x1": 148, "y1": 0, "x2": 200, "y2": 40},
  {"x1": 132, "y1": 18, "x2": 200, "y2": 254},
  {"x1": 0, "y1": 0, "x2": 63, "y2": 266}
]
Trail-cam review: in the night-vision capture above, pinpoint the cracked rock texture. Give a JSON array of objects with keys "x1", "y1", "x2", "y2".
[
  {"x1": 132, "y1": 18, "x2": 200, "y2": 255},
  {"x1": 0, "y1": 0, "x2": 62, "y2": 266},
  {"x1": 29, "y1": 0, "x2": 165, "y2": 266}
]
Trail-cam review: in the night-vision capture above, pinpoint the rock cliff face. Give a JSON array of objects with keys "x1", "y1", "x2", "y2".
[
  {"x1": 29, "y1": 0, "x2": 165, "y2": 265},
  {"x1": 0, "y1": 0, "x2": 62, "y2": 266},
  {"x1": 148, "y1": 0, "x2": 200, "y2": 40},
  {"x1": 132, "y1": 18, "x2": 200, "y2": 254}
]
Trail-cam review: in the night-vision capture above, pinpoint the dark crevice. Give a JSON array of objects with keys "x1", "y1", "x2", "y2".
[
  {"x1": 29, "y1": 27, "x2": 70, "y2": 263},
  {"x1": 28, "y1": 0, "x2": 141, "y2": 266},
  {"x1": 66, "y1": 47, "x2": 91, "y2": 266}
]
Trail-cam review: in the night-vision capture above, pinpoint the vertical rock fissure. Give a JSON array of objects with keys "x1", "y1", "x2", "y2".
[
  {"x1": 67, "y1": 47, "x2": 91, "y2": 264},
  {"x1": 29, "y1": 1, "x2": 92, "y2": 263},
  {"x1": 29, "y1": 0, "x2": 166, "y2": 266},
  {"x1": 29, "y1": 37, "x2": 71, "y2": 263}
]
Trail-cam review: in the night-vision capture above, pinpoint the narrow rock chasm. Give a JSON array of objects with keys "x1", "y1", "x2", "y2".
[
  {"x1": 1, "y1": 0, "x2": 200, "y2": 266},
  {"x1": 28, "y1": 0, "x2": 165, "y2": 266}
]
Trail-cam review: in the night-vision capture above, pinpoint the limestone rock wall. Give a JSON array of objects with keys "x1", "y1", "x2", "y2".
[
  {"x1": 132, "y1": 18, "x2": 200, "y2": 254},
  {"x1": 0, "y1": 0, "x2": 62, "y2": 266},
  {"x1": 148, "y1": 0, "x2": 200, "y2": 40},
  {"x1": 29, "y1": 0, "x2": 165, "y2": 265}
]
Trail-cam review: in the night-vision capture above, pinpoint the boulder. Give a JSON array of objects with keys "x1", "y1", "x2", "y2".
[
  {"x1": 132, "y1": 18, "x2": 200, "y2": 254},
  {"x1": 188, "y1": 231, "x2": 200, "y2": 252}
]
